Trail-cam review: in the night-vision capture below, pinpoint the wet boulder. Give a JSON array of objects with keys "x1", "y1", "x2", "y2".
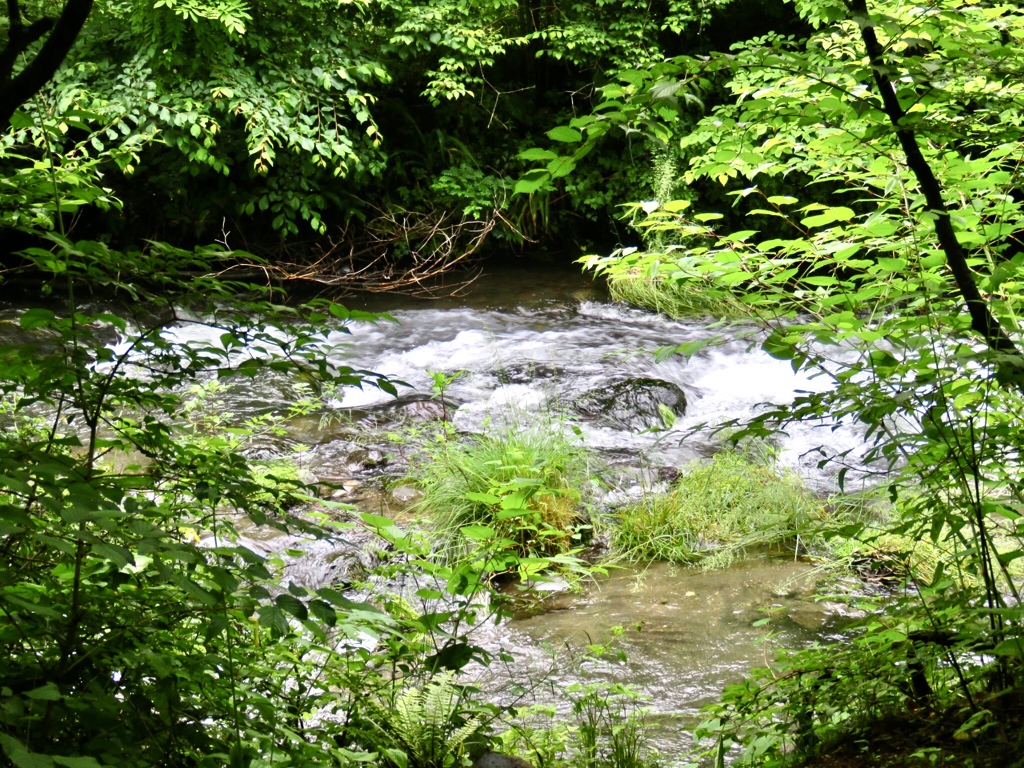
[
  {"x1": 381, "y1": 393, "x2": 449, "y2": 422},
  {"x1": 345, "y1": 447, "x2": 387, "y2": 471},
  {"x1": 366, "y1": 393, "x2": 450, "y2": 423},
  {"x1": 284, "y1": 535, "x2": 382, "y2": 590},
  {"x1": 574, "y1": 377, "x2": 687, "y2": 430}
]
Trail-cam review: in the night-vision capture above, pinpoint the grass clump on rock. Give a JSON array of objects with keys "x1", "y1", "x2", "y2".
[{"x1": 612, "y1": 450, "x2": 827, "y2": 569}]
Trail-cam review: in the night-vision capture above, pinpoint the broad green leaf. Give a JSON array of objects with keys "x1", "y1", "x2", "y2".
[
  {"x1": 514, "y1": 170, "x2": 551, "y2": 195},
  {"x1": 546, "y1": 126, "x2": 582, "y2": 142},
  {"x1": 460, "y1": 525, "x2": 495, "y2": 540},
  {"x1": 519, "y1": 148, "x2": 558, "y2": 161},
  {"x1": 359, "y1": 512, "x2": 394, "y2": 529},
  {"x1": 53, "y1": 757, "x2": 104, "y2": 768},
  {"x1": 800, "y1": 206, "x2": 855, "y2": 227},
  {"x1": 465, "y1": 491, "x2": 501, "y2": 505},
  {"x1": 275, "y1": 593, "x2": 309, "y2": 621},
  {"x1": 24, "y1": 683, "x2": 62, "y2": 701},
  {"x1": 19, "y1": 309, "x2": 55, "y2": 330}
]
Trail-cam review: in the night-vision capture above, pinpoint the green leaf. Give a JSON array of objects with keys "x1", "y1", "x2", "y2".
[
  {"x1": 53, "y1": 757, "x2": 104, "y2": 768},
  {"x1": 547, "y1": 157, "x2": 576, "y2": 179},
  {"x1": 546, "y1": 126, "x2": 582, "y2": 142},
  {"x1": 309, "y1": 599, "x2": 337, "y2": 626},
  {"x1": 0, "y1": 737, "x2": 54, "y2": 768},
  {"x1": 275, "y1": 593, "x2": 309, "y2": 621},
  {"x1": 425, "y1": 642, "x2": 476, "y2": 672},
  {"x1": 514, "y1": 170, "x2": 551, "y2": 195},
  {"x1": 92, "y1": 542, "x2": 134, "y2": 569},
  {"x1": 464, "y1": 491, "x2": 501, "y2": 505},
  {"x1": 359, "y1": 512, "x2": 394, "y2": 529},
  {"x1": 801, "y1": 206, "x2": 855, "y2": 227},
  {"x1": 519, "y1": 148, "x2": 558, "y2": 161},
  {"x1": 763, "y1": 330, "x2": 798, "y2": 361},
  {"x1": 24, "y1": 683, "x2": 62, "y2": 701},
  {"x1": 258, "y1": 605, "x2": 291, "y2": 636},
  {"x1": 495, "y1": 507, "x2": 530, "y2": 520},
  {"x1": 19, "y1": 309, "x2": 55, "y2": 330},
  {"x1": 460, "y1": 525, "x2": 495, "y2": 540},
  {"x1": 204, "y1": 614, "x2": 229, "y2": 642},
  {"x1": 992, "y1": 639, "x2": 1024, "y2": 658},
  {"x1": 662, "y1": 200, "x2": 690, "y2": 212}
]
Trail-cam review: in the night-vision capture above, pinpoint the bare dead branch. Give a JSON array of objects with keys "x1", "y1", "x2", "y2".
[{"x1": 221, "y1": 206, "x2": 503, "y2": 298}]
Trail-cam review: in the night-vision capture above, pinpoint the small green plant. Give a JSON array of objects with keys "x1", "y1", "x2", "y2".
[
  {"x1": 364, "y1": 672, "x2": 486, "y2": 768},
  {"x1": 611, "y1": 450, "x2": 829, "y2": 568},
  {"x1": 407, "y1": 419, "x2": 595, "y2": 564},
  {"x1": 428, "y1": 369, "x2": 465, "y2": 423},
  {"x1": 497, "y1": 632, "x2": 661, "y2": 768},
  {"x1": 496, "y1": 704, "x2": 573, "y2": 768},
  {"x1": 569, "y1": 682, "x2": 659, "y2": 768}
]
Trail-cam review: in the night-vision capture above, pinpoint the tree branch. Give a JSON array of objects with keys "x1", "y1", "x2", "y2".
[
  {"x1": 0, "y1": 17, "x2": 57, "y2": 85},
  {"x1": 7, "y1": 0, "x2": 23, "y2": 29},
  {"x1": 0, "y1": 0, "x2": 93, "y2": 130},
  {"x1": 847, "y1": 0, "x2": 1024, "y2": 379}
]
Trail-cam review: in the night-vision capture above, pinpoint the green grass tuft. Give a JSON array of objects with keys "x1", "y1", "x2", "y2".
[
  {"x1": 611, "y1": 450, "x2": 832, "y2": 569},
  {"x1": 606, "y1": 272, "x2": 748, "y2": 320},
  {"x1": 407, "y1": 421, "x2": 595, "y2": 561}
]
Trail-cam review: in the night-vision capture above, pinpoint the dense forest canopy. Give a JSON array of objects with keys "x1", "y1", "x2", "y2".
[
  {"x1": 2, "y1": 0, "x2": 810, "y2": 257},
  {"x1": 3, "y1": 0, "x2": 1024, "y2": 767}
]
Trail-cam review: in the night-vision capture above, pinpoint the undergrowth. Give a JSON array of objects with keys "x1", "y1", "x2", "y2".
[
  {"x1": 497, "y1": 633, "x2": 662, "y2": 768},
  {"x1": 603, "y1": 270, "x2": 747, "y2": 320},
  {"x1": 692, "y1": 582, "x2": 1024, "y2": 768}
]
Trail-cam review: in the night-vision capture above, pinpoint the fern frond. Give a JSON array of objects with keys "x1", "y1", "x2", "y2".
[{"x1": 368, "y1": 672, "x2": 480, "y2": 768}]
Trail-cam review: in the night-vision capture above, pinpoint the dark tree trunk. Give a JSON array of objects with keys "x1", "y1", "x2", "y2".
[{"x1": 0, "y1": 0, "x2": 94, "y2": 130}]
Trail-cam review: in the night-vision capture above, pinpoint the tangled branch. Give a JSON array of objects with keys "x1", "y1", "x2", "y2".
[{"x1": 233, "y1": 206, "x2": 500, "y2": 298}]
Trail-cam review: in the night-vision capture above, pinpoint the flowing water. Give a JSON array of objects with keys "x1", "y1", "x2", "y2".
[
  {"x1": 2, "y1": 264, "x2": 872, "y2": 761},
  {"x1": 290, "y1": 265, "x2": 864, "y2": 759},
  {"x1": 287, "y1": 265, "x2": 875, "y2": 491}
]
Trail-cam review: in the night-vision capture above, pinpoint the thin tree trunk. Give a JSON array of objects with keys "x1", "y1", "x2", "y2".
[{"x1": 847, "y1": 0, "x2": 1024, "y2": 379}]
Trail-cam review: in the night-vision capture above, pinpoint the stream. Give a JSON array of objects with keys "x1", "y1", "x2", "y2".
[
  {"x1": 2, "y1": 263, "x2": 872, "y2": 762},
  {"x1": 277, "y1": 265, "x2": 864, "y2": 759},
  {"x1": 280, "y1": 265, "x2": 873, "y2": 491}
]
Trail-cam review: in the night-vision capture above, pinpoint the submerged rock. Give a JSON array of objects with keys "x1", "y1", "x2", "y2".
[
  {"x1": 388, "y1": 484, "x2": 422, "y2": 505},
  {"x1": 361, "y1": 393, "x2": 450, "y2": 424},
  {"x1": 495, "y1": 362, "x2": 563, "y2": 385},
  {"x1": 284, "y1": 533, "x2": 382, "y2": 590},
  {"x1": 574, "y1": 377, "x2": 687, "y2": 430},
  {"x1": 472, "y1": 753, "x2": 534, "y2": 768}
]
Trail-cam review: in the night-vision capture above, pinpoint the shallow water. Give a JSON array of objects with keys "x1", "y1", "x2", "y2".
[{"x1": 470, "y1": 558, "x2": 853, "y2": 761}]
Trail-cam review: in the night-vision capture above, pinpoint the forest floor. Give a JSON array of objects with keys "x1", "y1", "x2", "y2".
[{"x1": 802, "y1": 689, "x2": 1024, "y2": 768}]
